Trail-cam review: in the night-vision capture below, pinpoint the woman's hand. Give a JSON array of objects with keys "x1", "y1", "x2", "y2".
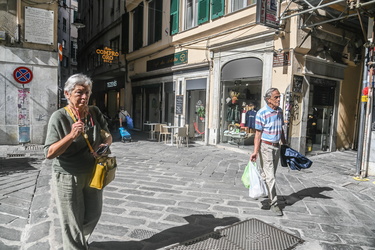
[
  {"x1": 46, "y1": 120, "x2": 85, "y2": 159},
  {"x1": 69, "y1": 120, "x2": 85, "y2": 139}
]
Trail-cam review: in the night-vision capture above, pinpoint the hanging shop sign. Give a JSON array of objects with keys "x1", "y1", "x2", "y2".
[
  {"x1": 96, "y1": 47, "x2": 119, "y2": 63},
  {"x1": 13, "y1": 67, "x2": 33, "y2": 84},
  {"x1": 292, "y1": 75, "x2": 303, "y2": 93},
  {"x1": 256, "y1": 0, "x2": 279, "y2": 29},
  {"x1": 147, "y1": 50, "x2": 188, "y2": 71},
  {"x1": 273, "y1": 51, "x2": 290, "y2": 67},
  {"x1": 107, "y1": 80, "x2": 118, "y2": 88}
]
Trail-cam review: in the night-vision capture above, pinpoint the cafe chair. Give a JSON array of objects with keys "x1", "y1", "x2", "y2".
[
  {"x1": 153, "y1": 123, "x2": 161, "y2": 141},
  {"x1": 174, "y1": 125, "x2": 189, "y2": 148},
  {"x1": 159, "y1": 124, "x2": 171, "y2": 143}
]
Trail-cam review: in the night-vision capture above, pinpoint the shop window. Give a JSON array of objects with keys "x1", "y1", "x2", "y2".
[
  {"x1": 220, "y1": 58, "x2": 262, "y2": 144},
  {"x1": 148, "y1": 0, "x2": 162, "y2": 45},
  {"x1": 133, "y1": 2, "x2": 144, "y2": 50}
]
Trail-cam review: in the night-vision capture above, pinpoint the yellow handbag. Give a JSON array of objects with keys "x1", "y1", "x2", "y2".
[{"x1": 90, "y1": 156, "x2": 117, "y2": 190}]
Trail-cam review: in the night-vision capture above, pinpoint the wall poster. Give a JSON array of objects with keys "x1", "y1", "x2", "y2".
[{"x1": 18, "y1": 88, "x2": 30, "y2": 143}]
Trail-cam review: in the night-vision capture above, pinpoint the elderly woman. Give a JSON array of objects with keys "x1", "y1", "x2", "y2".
[{"x1": 44, "y1": 73, "x2": 112, "y2": 249}]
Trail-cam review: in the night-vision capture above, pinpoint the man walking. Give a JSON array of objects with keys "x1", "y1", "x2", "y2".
[
  {"x1": 118, "y1": 106, "x2": 129, "y2": 128},
  {"x1": 250, "y1": 88, "x2": 286, "y2": 216}
]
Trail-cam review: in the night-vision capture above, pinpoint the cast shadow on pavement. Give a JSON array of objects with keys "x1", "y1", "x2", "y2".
[
  {"x1": 90, "y1": 214, "x2": 240, "y2": 250},
  {"x1": 278, "y1": 187, "x2": 334, "y2": 209},
  {"x1": 0, "y1": 157, "x2": 39, "y2": 176}
]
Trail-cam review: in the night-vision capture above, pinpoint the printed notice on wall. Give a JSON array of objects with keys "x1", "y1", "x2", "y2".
[
  {"x1": 18, "y1": 88, "x2": 31, "y2": 143},
  {"x1": 18, "y1": 88, "x2": 30, "y2": 126},
  {"x1": 25, "y1": 7, "x2": 54, "y2": 45}
]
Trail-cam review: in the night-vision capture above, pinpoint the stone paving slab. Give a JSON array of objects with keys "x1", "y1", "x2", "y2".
[{"x1": 1, "y1": 135, "x2": 375, "y2": 250}]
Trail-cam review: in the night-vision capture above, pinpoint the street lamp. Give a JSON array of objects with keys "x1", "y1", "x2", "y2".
[{"x1": 72, "y1": 18, "x2": 85, "y2": 29}]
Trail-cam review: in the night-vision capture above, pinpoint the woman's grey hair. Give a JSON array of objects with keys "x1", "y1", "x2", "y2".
[
  {"x1": 264, "y1": 88, "x2": 279, "y2": 102},
  {"x1": 64, "y1": 73, "x2": 93, "y2": 95}
]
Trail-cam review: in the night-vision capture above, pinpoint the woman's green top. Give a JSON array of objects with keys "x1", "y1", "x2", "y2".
[{"x1": 44, "y1": 106, "x2": 109, "y2": 174}]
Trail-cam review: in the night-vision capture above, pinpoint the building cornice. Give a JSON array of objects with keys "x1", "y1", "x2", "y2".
[{"x1": 208, "y1": 31, "x2": 276, "y2": 51}]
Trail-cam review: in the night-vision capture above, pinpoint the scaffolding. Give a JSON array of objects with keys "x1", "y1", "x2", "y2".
[{"x1": 277, "y1": 0, "x2": 375, "y2": 177}]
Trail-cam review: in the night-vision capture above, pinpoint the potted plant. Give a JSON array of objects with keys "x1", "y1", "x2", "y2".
[{"x1": 197, "y1": 106, "x2": 205, "y2": 122}]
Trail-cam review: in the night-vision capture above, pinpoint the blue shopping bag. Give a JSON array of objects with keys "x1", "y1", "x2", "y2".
[{"x1": 126, "y1": 116, "x2": 134, "y2": 129}]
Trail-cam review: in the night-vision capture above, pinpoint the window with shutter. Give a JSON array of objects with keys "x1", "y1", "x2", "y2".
[
  {"x1": 133, "y1": 3, "x2": 144, "y2": 50},
  {"x1": 170, "y1": 0, "x2": 179, "y2": 35},
  {"x1": 211, "y1": 0, "x2": 224, "y2": 20},
  {"x1": 198, "y1": 0, "x2": 209, "y2": 25},
  {"x1": 185, "y1": 0, "x2": 198, "y2": 29},
  {"x1": 148, "y1": 0, "x2": 163, "y2": 44},
  {"x1": 231, "y1": 0, "x2": 255, "y2": 12}
]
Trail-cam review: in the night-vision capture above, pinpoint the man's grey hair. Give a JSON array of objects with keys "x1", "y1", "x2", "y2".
[
  {"x1": 64, "y1": 73, "x2": 92, "y2": 97},
  {"x1": 264, "y1": 88, "x2": 279, "y2": 102}
]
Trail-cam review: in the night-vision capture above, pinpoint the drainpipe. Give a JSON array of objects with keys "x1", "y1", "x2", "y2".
[
  {"x1": 356, "y1": 47, "x2": 368, "y2": 176},
  {"x1": 17, "y1": 0, "x2": 21, "y2": 43}
]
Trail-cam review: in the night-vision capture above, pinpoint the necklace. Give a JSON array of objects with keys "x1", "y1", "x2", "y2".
[{"x1": 66, "y1": 105, "x2": 95, "y2": 131}]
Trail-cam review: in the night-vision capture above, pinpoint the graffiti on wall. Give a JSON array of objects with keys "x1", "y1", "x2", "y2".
[{"x1": 18, "y1": 88, "x2": 30, "y2": 142}]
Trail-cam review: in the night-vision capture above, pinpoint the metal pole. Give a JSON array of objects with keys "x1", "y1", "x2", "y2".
[
  {"x1": 356, "y1": 47, "x2": 368, "y2": 176},
  {"x1": 361, "y1": 83, "x2": 373, "y2": 178}
]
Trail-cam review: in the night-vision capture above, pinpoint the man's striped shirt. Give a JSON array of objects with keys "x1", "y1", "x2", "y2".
[{"x1": 255, "y1": 104, "x2": 284, "y2": 143}]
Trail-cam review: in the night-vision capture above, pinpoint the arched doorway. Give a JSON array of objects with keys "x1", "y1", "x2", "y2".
[{"x1": 220, "y1": 57, "x2": 263, "y2": 144}]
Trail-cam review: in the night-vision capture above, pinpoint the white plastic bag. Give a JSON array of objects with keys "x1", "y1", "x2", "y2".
[{"x1": 248, "y1": 161, "x2": 268, "y2": 199}]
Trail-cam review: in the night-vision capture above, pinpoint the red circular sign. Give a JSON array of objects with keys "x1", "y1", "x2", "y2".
[{"x1": 13, "y1": 67, "x2": 33, "y2": 84}]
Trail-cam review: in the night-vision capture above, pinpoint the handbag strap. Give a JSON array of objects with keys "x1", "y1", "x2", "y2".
[{"x1": 64, "y1": 106, "x2": 94, "y2": 153}]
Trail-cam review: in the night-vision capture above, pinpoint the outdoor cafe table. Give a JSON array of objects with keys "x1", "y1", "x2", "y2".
[
  {"x1": 165, "y1": 125, "x2": 181, "y2": 146},
  {"x1": 143, "y1": 123, "x2": 158, "y2": 140}
]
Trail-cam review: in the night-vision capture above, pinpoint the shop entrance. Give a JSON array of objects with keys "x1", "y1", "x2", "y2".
[
  {"x1": 107, "y1": 90, "x2": 118, "y2": 119},
  {"x1": 220, "y1": 57, "x2": 263, "y2": 145},
  {"x1": 186, "y1": 78, "x2": 207, "y2": 140},
  {"x1": 132, "y1": 85, "x2": 162, "y2": 130},
  {"x1": 187, "y1": 89, "x2": 206, "y2": 140},
  {"x1": 307, "y1": 77, "x2": 337, "y2": 152}
]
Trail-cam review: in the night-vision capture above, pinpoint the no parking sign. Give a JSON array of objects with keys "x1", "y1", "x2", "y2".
[{"x1": 13, "y1": 67, "x2": 33, "y2": 84}]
